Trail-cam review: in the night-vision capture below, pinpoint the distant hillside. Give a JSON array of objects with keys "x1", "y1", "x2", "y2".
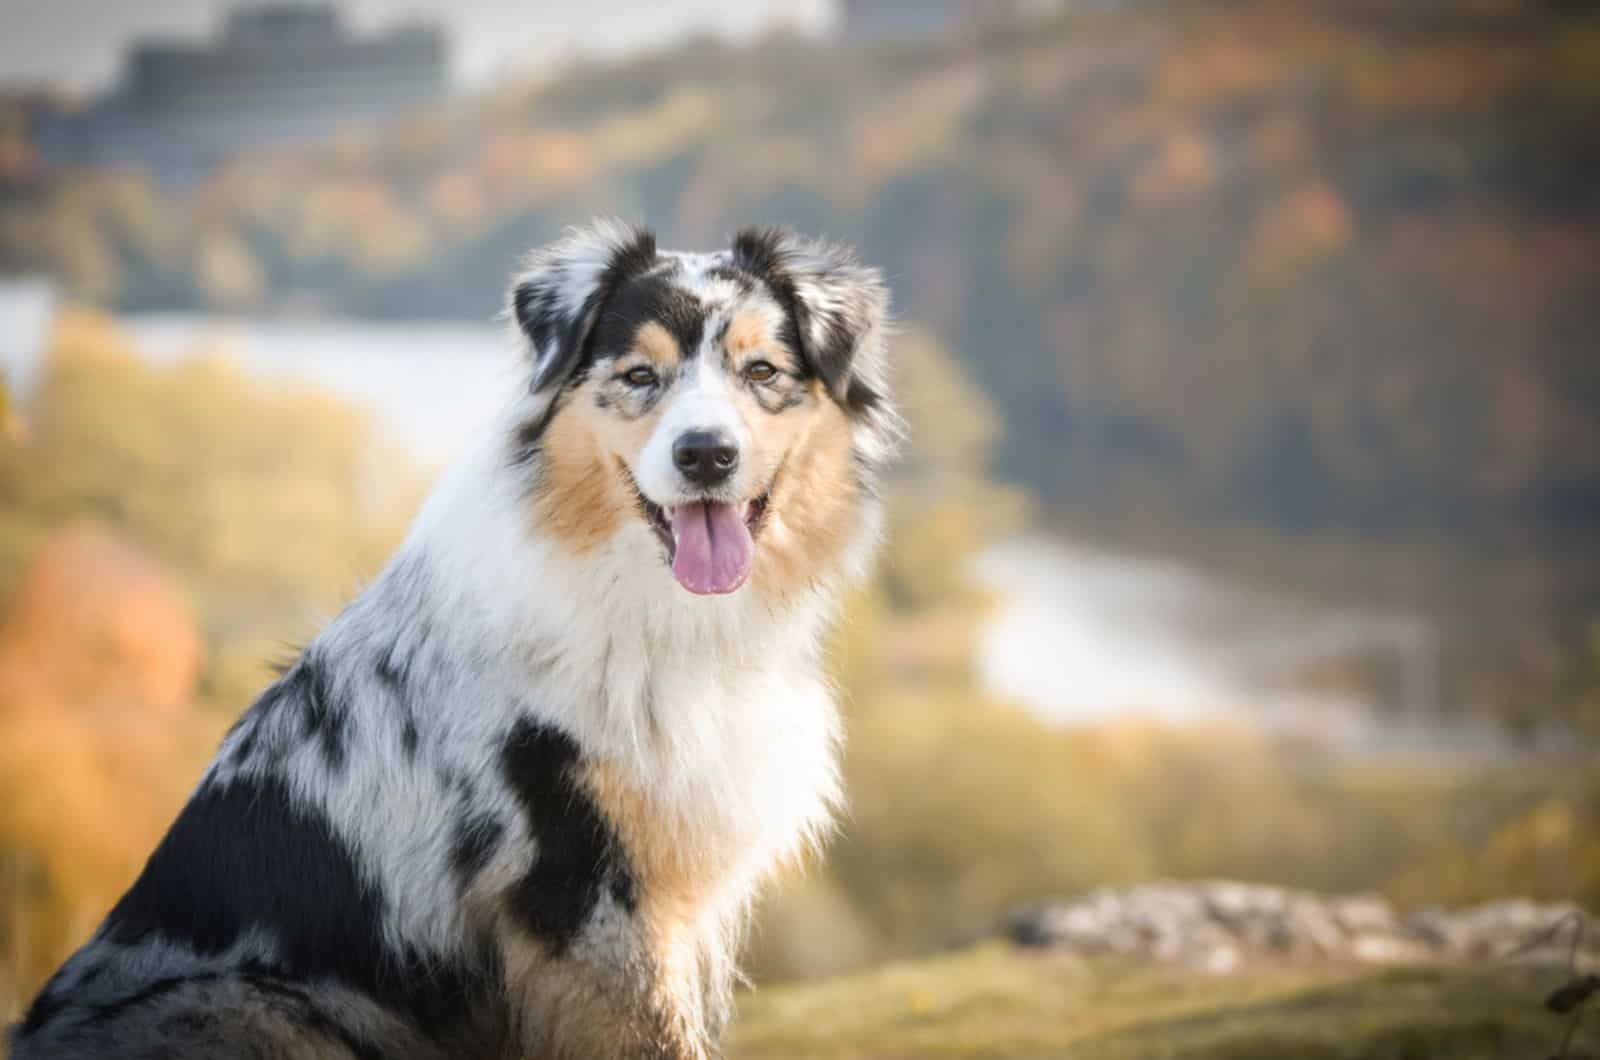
[{"x1": 3, "y1": 1, "x2": 1599, "y2": 721}]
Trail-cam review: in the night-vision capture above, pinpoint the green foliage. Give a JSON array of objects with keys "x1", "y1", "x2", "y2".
[{"x1": 730, "y1": 946, "x2": 1595, "y2": 1060}]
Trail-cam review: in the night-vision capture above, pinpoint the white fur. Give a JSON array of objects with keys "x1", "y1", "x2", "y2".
[{"x1": 637, "y1": 357, "x2": 755, "y2": 505}]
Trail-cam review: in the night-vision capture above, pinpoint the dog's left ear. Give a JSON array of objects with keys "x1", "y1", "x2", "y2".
[
  {"x1": 510, "y1": 219, "x2": 657, "y2": 393},
  {"x1": 730, "y1": 227, "x2": 890, "y2": 410}
]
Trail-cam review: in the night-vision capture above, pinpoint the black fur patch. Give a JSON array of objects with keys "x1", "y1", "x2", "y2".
[
  {"x1": 730, "y1": 226, "x2": 883, "y2": 414},
  {"x1": 97, "y1": 773, "x2": 484, "y2": 1043},
  {"x1": 589, "y1": 271, "x2": 707, "y2": 365},
  {"x1": 729, "y1": 227, "x2": 811, "y2": 378},
  {"x1": 844, "y1": 375, "x2": 886, "y2": 414},
  {"x1": 513, "y1": 226, "x2": 658, "y2": 396},
  {"x1": 808, "y1": 307, "x2": 863, "y2": 404},
  {"x1": 449, "y1": 812, "x2": 505, "y2": 891},
  {"x1": 400, "y1": 715, "x2": 420, "y2": 758},
  {"x1": 372, "y1": 624, "x2": 425, "y2": 760},
  {"x1": 508, "y1": 402, "x2": 558, "y2": 469},
  {"x1": 84, "y1": 973, "x2": 197, "y2": 1027},
  {"x1": 252, "y1": 669, "x2": 296, "y2": 719},
  {"x1": 18, "y1": 967, "x2": 70, "y2": 1035},
  {"x1": 375, "y1": 642, "x2": 409, "y2": 690},
  {"x1": 499, "y1": 719, "x2": 636, "y2": 954},
  {"x1": 242, "y1": 655, "x2": 349, "y2": 771},
  {"x1": 229, "y1": 723, "x2": 259, "y2": 767},
  {"x1": 101, "y1": 773, "x2": 379, "y2": 963},
  {"x1": 295, "y1": 654, "x2": 349, "y2": 770}
]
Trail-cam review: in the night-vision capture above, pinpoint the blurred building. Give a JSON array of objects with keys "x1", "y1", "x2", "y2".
[
  {"x1": 38, "y1": 4, "x2": 447, "y2": 184},
  {"x1": 839, "y1": 0, "x2": 1106, "y2": 43}
]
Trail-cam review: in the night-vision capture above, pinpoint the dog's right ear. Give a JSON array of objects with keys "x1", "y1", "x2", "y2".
[{"x1": 509, "y1": 220, "x2": 657, "y2": 393}]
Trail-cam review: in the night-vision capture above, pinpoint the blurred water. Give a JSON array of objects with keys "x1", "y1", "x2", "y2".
[
  {"x1": 973, "y1": 535, "x2": 1460, "y2": 750},
  {"x1": 0, "y1": 278, "x2": 59, "y2": 399},
  {"x1": 975, "y1": 538, "x2": 1256, "y2": 724},
  {"x1": 122, "y1": 314, "x2": 522, "y2": 465}
]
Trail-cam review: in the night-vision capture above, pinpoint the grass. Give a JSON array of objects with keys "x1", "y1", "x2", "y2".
[{"x1": 729, "y1": 943, "x2": 1599, "y2": 1059}]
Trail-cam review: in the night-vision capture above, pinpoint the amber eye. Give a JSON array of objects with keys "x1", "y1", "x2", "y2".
[
  {"x1": 744, "y1": 360, "x2": 779, "y2": 384},
  {"x1": 623, "y1": 366, "x2": 658, "y2": 387}
]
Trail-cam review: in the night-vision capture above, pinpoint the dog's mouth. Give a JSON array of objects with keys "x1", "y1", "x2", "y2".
[{"x1": 624, "y1": 467, "x2": 772, "y2": 596}]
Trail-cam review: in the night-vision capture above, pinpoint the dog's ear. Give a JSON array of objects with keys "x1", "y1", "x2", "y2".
[
  {"x1": 510, "y1": 220, "x2": 657, "y2": 393},
  {"x1": 730, "y1": 226, "x2": 890, "y2": 411}
]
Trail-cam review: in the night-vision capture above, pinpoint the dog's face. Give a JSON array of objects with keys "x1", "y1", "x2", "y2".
[{"x1": 510, "y1": 223, "x2": 898, "y2": 598}]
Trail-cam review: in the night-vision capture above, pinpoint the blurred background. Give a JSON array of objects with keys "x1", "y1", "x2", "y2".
[{"x1": 1, "y1": 0, "x2": 1598, "y2": 1036}]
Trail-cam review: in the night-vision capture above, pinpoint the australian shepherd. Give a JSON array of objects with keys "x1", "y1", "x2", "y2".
[{"x1": 10, "y1": 222, "x2": 900, "y2": 1059}]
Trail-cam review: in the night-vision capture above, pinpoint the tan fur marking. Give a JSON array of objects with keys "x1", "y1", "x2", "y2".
[
  {"x1": 582, "y1": 761, "x2": 742, "y2": 923},
  {"x1": 723, "y1": 311, "x2": 771, "y2": 358},
  {"x1": 751, "y1": 394, "x2": 860, "y2": 602},
  {"x1": 632, "y1": 320, "x2": 683, "y2": 368},
  {"x1": 497, "y1": 933, "x2": 655, "y2": 1058},
  {"x1": 495, "y1": 901, "x2": 711, "y2": 1059},
  {"x1": 577, "y1": 760, "x2": 729, "y2": 1057},
  {"x1": 532, "y1": 399, "x2": 629, "y2": 554},
  {"x1": 533, "y1": 370, "x2": 669, "y2": 554}
]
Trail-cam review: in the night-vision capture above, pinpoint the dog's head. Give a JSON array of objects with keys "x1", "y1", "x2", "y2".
[{"x1": 509, "y1": 221, "x2": 899, "y2": 598}]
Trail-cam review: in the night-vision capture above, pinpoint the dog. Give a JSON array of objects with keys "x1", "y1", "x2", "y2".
[{"x1": 10, "y1": 221, "x2": 899, "y2": 1059}]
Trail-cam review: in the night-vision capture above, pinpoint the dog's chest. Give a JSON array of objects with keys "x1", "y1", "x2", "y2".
[{"x1": 586, "y1": 661, "x2": 840, "y2": 917}]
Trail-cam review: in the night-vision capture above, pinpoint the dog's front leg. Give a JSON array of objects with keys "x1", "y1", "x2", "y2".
[{"x1": 504, "y1": 940, "x2": 715, "y2": 1060}]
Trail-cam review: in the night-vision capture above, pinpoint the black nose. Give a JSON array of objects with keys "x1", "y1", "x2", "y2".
[{"x1": 673, "y1": 430, "x2": 739, "y2": 487}]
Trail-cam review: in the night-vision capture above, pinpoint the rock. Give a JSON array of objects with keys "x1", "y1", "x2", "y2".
[
  {"x1": 1329, "y1": 893, "x2": 1397, "y2": 936},
  {"x1": 1403, "y1": 907, "x2": 1460, "y2": 951},
  {"x1": 1450, "y1": 900, "x2": 1588, "y2": 960},
  {"x1": 1196, "y1": 941, "x2": 1242, "y2": 975},
  {"x1": 1284, "y1": 895, "x2": 1347, "y2": 957},
  {"x1": 1350, "y1": 933, "x2": 1432, "y2": 964},
  {"x1": 1001, "y1": 881, "x2": 1595, "y2": 973}
]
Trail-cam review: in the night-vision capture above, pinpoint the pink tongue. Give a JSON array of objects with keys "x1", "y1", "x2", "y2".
[{"x1": 670, "y1": 501, "x2": 754, "y2": 595}]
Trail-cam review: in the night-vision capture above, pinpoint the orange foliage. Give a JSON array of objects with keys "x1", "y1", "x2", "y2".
[
  {"x1": 0, "y1": 524, "x2": 200, "y2": 719},
  {"x1": 0, "y1": 526, "x2": 223, "y2": 997}
]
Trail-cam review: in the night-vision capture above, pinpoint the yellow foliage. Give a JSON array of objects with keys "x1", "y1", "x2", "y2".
[
  {"x1": 0, "y1": 524, "x2": 226, "y2": 1002},
  {"x1": 0, "y1": 310, "x2": 419, "y2": 705}
]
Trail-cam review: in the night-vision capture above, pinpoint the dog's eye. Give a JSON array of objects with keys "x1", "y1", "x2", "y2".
[
  {"x1": 744, "y1": 360, "x2": 779, "y2": 384},
  {"x1": 623, "y1": 366, "x2": 658, "y2": 388}
]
